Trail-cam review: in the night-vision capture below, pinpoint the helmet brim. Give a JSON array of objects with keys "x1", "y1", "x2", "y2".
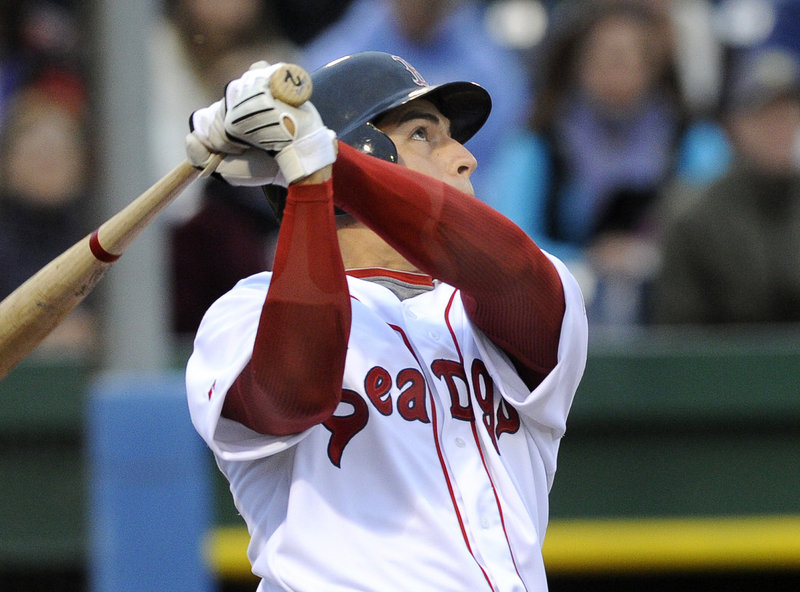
[{"x1": 408, "y1": 81, "x2": 492, "y2": 145}]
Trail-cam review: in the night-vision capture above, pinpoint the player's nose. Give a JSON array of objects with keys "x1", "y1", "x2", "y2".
[{"x1": 448, "y1": 138, "x2": 478, "y2": 178}]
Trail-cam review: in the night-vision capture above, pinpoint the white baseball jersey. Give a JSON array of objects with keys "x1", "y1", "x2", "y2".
[{"x1": 186, "y1": 255, "x2": 587, "y2": 592}]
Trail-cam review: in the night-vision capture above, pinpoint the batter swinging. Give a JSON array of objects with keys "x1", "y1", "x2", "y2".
[{"x1": 185, "y1": 52, "x2": 587, "y2": 591}]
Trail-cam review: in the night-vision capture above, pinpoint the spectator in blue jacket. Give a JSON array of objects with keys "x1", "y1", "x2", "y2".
[{"x1": 479, "y1": 0, "x2": 731, "y2": 326}]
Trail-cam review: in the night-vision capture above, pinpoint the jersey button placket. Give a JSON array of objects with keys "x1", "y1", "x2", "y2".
[{"x1": 471, "y1": 471, "x2": 523, "y2": 589}]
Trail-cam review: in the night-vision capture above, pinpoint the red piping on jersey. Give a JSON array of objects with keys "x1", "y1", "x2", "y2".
[
  {"x1": 346, "y1": 267, "x2": 434, "y2": 287},
  {"x1": 388, "y1": 322, "x2": 495, "y2": 590},
  {"x1": 443, "y1": 289, "x2": 529, "y2": 591}
]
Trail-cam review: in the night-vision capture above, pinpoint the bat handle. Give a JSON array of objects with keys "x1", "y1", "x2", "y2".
[{"x1": 200, "y1": 153, "x2": 224, "y2": 177}]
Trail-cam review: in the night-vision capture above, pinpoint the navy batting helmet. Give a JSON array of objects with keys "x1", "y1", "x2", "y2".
[
  {"x1": 264, "y1": 51, "x2": 492, "y2": 218},
  {"x1": 312, "y1": 51, "x2": 491, "y2": 162}
]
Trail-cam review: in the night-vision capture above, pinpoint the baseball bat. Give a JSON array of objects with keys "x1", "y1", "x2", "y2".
[{"x1": 0, "y1": 63, "x2": 311, "y2": 380}]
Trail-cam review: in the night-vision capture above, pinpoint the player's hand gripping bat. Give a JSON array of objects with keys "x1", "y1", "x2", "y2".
[{"x1": 0, "y1": 63, "x2": 312, "y2": 380}]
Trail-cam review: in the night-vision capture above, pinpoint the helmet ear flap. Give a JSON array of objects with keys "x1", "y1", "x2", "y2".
[{"x1": 344, "y1": 122, "x2": 398, "y2": 163}]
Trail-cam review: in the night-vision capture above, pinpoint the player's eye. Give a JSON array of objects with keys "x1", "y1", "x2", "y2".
[{"x1": 410, "y1": 126, "x2": 429, "y2": 141}]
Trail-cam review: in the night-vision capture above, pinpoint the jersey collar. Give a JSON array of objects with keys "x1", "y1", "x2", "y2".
[{"x1": 346, "y1": 267, "x2": 435, "y2": 287}]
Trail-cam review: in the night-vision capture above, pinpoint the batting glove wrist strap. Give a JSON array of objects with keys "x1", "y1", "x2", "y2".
[{"x1": 276, "y1": 127, "x2": 338, "y2": 184}]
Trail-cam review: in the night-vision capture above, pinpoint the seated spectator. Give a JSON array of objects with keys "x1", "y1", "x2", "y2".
[
  {"x1": 652, "y1": 48, "x2": 800, "y2": 325},
  {"x1": 479, "y1": 0, "x2": 730, "y2": 326},
  {"x1": 1, "y1": 1, "x2": 81, "y2": 129},
  {"x1": 0, "y1": 67, "x2": 98, "y2": 353}
]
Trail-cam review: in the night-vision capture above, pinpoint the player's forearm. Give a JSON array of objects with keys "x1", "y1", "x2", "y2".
[
  {"x1": 223, "y1": 180, "x2": 351, "y2": 435},
  {"x1": 332, "y1": 143, "x2": 565, "y2": 381}
]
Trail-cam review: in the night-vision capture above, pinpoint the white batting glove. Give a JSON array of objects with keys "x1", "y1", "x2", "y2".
[
  {"x1": 186, "y1": 96, "x2": 285, "y2": 187},
  {"x1": 222, "y1": 61, "x2": 337, "y2": 183},
  {"x1": 189, "y1": 61, "x2": 289, "y2": 155},
  {"x1": 186, "y1": 61, "x2": 295, "y2": 187},
  {"x1": 224, "y1": 88, "x2": 337, "y2": 184},
  {"x1": 224, "y1": 61, "x2": 304, "y2": 151}
]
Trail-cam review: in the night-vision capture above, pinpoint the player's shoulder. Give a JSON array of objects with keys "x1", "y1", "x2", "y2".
[
  {"x1": 231, "y1": 271, "x2": 274, "y2": 292},
  {"x1": 196, "y1": 271, "x2": 274, "y2": 337},
  {"x1": 204, "y1": 271, "x2": 274, "y2": 316}
]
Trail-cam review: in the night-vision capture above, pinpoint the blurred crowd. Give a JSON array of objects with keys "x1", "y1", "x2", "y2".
[
  {"x1": 0, "y1": 0, "x2": 96, "y2": 353},
  {"x1": 2, "y1": 0, "x2": 800, "y2": 357}
]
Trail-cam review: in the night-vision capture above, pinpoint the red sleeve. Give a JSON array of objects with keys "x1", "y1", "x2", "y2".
[
  {"x1": 332, "y1": 142, "x2": 565, "y2": 386},
  {"x1": 222, "y1": 179, "x2": 351, "y2": 435}
]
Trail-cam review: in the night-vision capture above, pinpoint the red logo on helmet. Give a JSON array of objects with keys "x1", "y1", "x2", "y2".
[{"x1": 391, "y1": 55, "x2": 427, "y2": 87}]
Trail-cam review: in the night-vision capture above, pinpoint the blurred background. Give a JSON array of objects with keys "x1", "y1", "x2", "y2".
[{"x1": 1, "y1": 0, "x2": 800, "y2": 590}]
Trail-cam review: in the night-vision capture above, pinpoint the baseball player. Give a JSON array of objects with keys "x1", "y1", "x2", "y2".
[{"x1": 184, "y1": 52, "x2": 587, "y2": 591}]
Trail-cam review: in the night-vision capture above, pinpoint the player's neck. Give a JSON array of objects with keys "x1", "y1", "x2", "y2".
[{"x1": 336, "y1": 220, "x2": 419, "y2": 273}]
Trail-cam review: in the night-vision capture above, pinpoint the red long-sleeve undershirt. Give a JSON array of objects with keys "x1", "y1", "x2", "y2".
[
  {"x1": 223, "y1": 180, "x2": 351, "y2": 435},
  {"x1": 223, "y1": 143, "x2": 565, "y2": 435}
]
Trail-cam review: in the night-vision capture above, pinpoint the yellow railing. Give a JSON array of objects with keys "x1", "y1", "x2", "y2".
[{"x1": 204, "y1": 514, "x2": 800, "y2": 580}]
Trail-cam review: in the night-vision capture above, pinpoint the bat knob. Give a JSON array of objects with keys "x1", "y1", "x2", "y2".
[{"x1": 269, "y1": 63, "x2": 312, "y2": 107}]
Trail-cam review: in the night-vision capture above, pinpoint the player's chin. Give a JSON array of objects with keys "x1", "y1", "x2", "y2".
[{"x1": 445, "y1": 178, "x2": 475, "y2": 196}]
